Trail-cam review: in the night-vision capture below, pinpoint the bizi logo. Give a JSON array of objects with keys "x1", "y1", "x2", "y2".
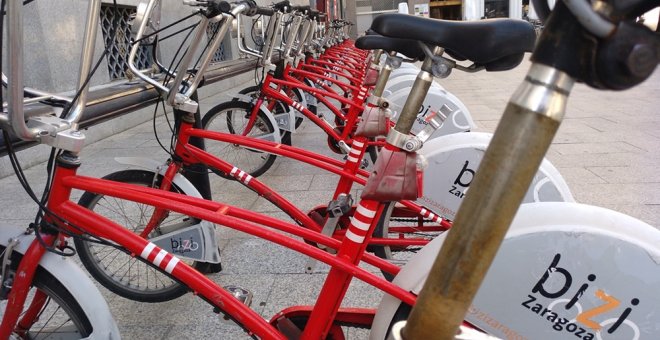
[
  {"x1": 448, "y1": 160, "x2": 475, "y2": 198},
  {"x1": 170, "y1": 237, "x2": 199, "y2": 254},
  {"x1": 522, "y1": 253, "x2": 640, "y2": 339}
]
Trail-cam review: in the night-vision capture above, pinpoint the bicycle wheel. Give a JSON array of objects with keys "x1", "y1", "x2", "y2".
[
  {"x1": 75, "y1": 170, "x2": 203, "y2": 302},
  {"x1": 236, "y1": 85, "x2": 304, "y2": 146},
  {"x1": 0, "y1": 246, "x2": 93, "y2": 338},
  {"x1": 201, "y1": 101, "x2": 278, "y2": 178},
  {"x1": 372, "y1": 203, "x2": 444, "y2": 281}
]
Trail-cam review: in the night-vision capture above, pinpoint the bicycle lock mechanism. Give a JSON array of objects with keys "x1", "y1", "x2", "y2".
[{"x1": 397, "y1": 0, "x2": 660, "y2": 339}]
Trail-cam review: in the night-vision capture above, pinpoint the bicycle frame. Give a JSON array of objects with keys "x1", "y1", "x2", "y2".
[
  {"x1": 0, "y1": 152, "x2": 417, "y2": 338},
  {"x1": 256, "y1": 70, "x2": 368, "y2": 145},
  {"x1": 152, "y1": 116, "x2": 449, "y2": 250}
]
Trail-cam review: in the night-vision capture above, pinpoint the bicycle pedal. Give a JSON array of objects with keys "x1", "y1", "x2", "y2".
[{"x1": 223, "y1": 285, "x2": 253, "y2": 307}]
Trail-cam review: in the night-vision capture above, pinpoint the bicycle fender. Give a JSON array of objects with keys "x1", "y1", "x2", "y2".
[
  {"x1": 418, "y1": 132, "x2": 574, "y2": 221},
  {"x1": 370, "y1": 203, "x2": 660, "y2": 339},
  {"x1": 230, "y1": 96, "x2": 286, "y2": 138},
  {"x1": 388, "y1": 86, "x2": 475, "y2": 139},
  {"x1": 114, "y1": 157, "x2": 204, "y2": 198},
  {"x1": 301, "y1": 78, "x2": 318, "y2": 110},
  {"x1": 385, "y1": 73, "x2": 443, "y2": 94},
  {"x1": 0, "y1": 224, "x2": 121, "y2": 339}
]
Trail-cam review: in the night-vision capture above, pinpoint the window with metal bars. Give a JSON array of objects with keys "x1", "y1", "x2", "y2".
[
  {"x1": 206, "y1": 21, "x2": 226, "y2": 63},
  {"x1": 100, "y1": 4, "x2": 154, "y2": 80}
]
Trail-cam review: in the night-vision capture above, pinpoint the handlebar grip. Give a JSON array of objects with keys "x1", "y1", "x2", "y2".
[
  {"x1": 255, "y1": 6, "x2": 275, "y2": 16},
  {"x1": 206, "y1": 0, "x2": 231, "y2": 17},
  {"x1": 290, "y1": 5, "x2": 310, "y2": 13},
  {"x1": 272, "y1": 0, "x2": 290, "y2": 11},
  {"x1": 308, "y1": 9, "x2": 320, "y2": 19}
]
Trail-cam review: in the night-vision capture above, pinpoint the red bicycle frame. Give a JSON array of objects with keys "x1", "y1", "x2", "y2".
[
  {"x1": 149, "y1": 118, "x2": 450, "y2": 249},
  {"x1": 0, "y1": 152, "x2": 418, "y2": 339}
]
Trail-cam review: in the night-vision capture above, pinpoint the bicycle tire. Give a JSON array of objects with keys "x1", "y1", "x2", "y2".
[
  {"x1": 237, "y1": 84, "x2": 305, "y2": 130},
  {"x1": 235, "y1": 85, "x2": 304, "y2": 146},
  {"x1": 0, "y1": 245, "x2": 93, "y2": 338},
  {"x1": 372, "y1": 202, "x2": 442, "y2": 281},
  {"x1": 201, "y1": 101, "x2": 278, "y2": 179},
  {"x1": 365, "y1": 139, "x2": 380, "y2": 168},
  {"x1": 75, "y1": 170, "x2": 205, "y2": 302}
]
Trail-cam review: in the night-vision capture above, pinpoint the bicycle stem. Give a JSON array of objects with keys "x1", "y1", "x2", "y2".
[{"x1": 401, "y1": 63, "x2": 574, "y2": 339}]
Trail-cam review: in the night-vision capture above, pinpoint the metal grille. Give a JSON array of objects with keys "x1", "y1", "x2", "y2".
[
  {"x1": 206, "y1": 22, "x2": 225, "y2": 64},
  {"x1": 100, "y1": 4, "x2": 154, "y2": 80}
]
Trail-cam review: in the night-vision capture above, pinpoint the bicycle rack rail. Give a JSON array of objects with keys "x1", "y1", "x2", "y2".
[{"x1": 0, "y1": 56, "x2": 269, "y2": 156}]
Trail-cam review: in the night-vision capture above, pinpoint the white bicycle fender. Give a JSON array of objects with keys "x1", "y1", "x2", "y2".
[
  {"x1": 232, "y1": 95, "x2": 286, "y2": 138},
  {"x1": 114, "y1": 157, "x2": 203, "y2": 198},
  {"x1": 370, "y1": 203, "x2": 660, "y2": 339},
  {"x1": 388, "y1": 86, "x2": 476, "y2": 139},
  {"x1": 302, "y1": 79, "x2": 320, "y2": 111},
  {"x1": 0, "y1": 224, "x2": 121, "y2": 339},
  {"x1": 418, "y1": 132, "x2": 574, "y2": 221}
]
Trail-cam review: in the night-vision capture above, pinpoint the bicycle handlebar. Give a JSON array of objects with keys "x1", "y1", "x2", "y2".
[
  {"x1": 204, "y1": 0, "x2": 231, "y2": 17},
  {"x1": 253, "y1": 6, "x2": 275, "y2": 16},
  {"x1": 272, "y1": 0, "x2": 291, "y2": 11},
  {"x1": 290, "y1": 5, "x2": 310, "y2": 13}
]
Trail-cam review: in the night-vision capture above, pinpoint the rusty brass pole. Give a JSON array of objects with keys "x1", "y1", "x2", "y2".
[{"x1": 401, "y1": 63, "x2": 574, "y2": 339}]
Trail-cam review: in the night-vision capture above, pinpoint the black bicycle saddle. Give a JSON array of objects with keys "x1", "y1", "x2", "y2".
[
  {"x1": 370, "y1": 14, "x2": 536, "y2": 71},
  {"x1": 355, "y1": 34, "x2": 426, "y2": 61}
]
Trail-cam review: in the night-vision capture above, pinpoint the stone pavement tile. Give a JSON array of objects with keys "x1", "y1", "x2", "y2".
[
  {"x1": 552, "y1": 142, "x2": 644, "y2": 155},
  {"x1": 550, "y1": 133, "x2": 583, "y2": 144},
  {"x1": 473, "y1": 119, "x2": 499, "y2": 131},
  {"x1": 555, "y1": 130, "x2": 659, "y2": 144},
  {"x1": 614, "y1": 113, "x2": 660, "y2": 124},
  {"x1": 221, "y1": 237, "x2": 312, "y2": 274},
  {"x1": 268, "y1": 159, "x2": 340, "y2": 176},
  {"x1": 260, "y1": 273, "x2": 383, "y2": 321},
  {"x1": 209, "y1": 179, "x2": 260, "y2": 211},
  {"x1": 115, "y1": 324, "x2": 171, "y2": 340},
  {"x1": 553, "y1": 167, "x2": 607, "y2": 186},
  {"x1": 580, "y1": 117, "x2": 624, "y2": 132},
  {"x1": 624, "y1": 138, "x2": 660, "y2": 153},
  {"x1": 587, "y1": 165, "x2": 660, "y2": 184},
  {"x1": 308, "y1": 173, "x2": 341, "y2": 191},
  {"x1": 555, "y1": 120, "x2": 603, "y2": 134},
  {"x1": 250, "y1": 190, "x2": 336, "y2": 214},
  {"x1": 570, "y1": 183, "x2": 660, "y2": 207},
  {"x1": 215, "y1": 223, "x2": 255, "y2": 241},
  {"x1": 599, "y1": 204, "x2": 660, "y2": 227},
  {"x1": 545, "y1": 151, "x2": 657, "y2": 168},
  {"x1": 257, "y1": 174, "x2": 314, "y2": 192},
  {"x1": 162, "y1": 323, "x2": 250, "y2": 340}
]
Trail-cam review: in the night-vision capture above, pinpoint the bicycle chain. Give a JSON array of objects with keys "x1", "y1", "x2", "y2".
[{"x1": 389, "y1": 217, "x2": 435, "y2": 223}]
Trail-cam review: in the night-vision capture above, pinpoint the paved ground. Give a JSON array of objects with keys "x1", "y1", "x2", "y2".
[{"x1": 0, "y1": 57, "x2": 658, "y2": 339}]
